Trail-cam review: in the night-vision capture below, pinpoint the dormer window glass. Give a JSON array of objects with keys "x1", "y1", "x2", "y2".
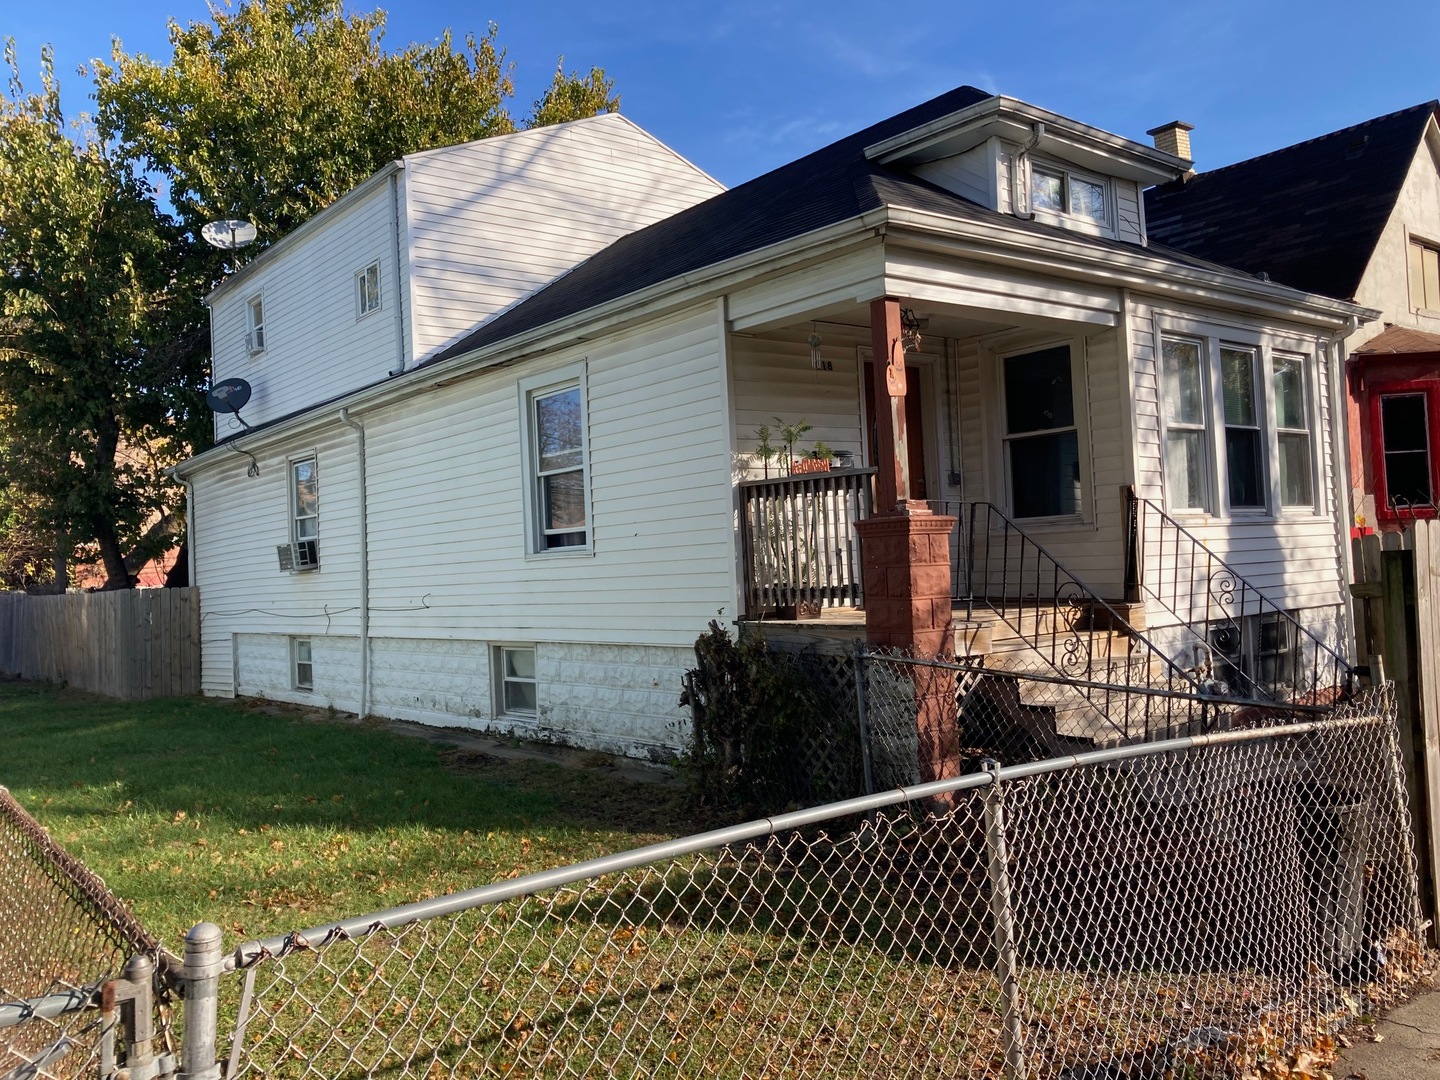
[
  {"x1": 1029, "y1": 162, "x2": 1109, "y2": 226},
  {"x1": 246, "y1": 295, "x2": 266, "y2": 355}
]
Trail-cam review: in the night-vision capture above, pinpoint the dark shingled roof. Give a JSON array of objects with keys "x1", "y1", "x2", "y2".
[
  {"x1": 426, "y1": 85, "x2": 996, "y2": 365},
  {"x1": 1144, "y1": 103, "x2": 1438, "y2": 302}
]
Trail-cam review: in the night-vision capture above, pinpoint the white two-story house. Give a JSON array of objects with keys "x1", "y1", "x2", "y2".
[{"x1": 176, "y1": 90, "x2": 1373, "y2": 759}]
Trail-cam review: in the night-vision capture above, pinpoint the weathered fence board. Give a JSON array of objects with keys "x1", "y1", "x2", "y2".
[{"x1": 0, "y1": 588, "x2": 200, "y2": 700}]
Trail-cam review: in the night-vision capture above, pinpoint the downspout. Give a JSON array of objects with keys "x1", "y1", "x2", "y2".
[
  {"x1": 1328, "y1": 316, "x2": 1360, "y2": 663},
  {"x1": 183, "y1": 479, "x2": 196, "y2": 587},
  {"x1": 338, "y1": 408, "x2": 370, "y2": 718},
  {"x1": 388, "y1": 169, "x2": 407, "y2": 377},
  {"x1": 1009, "y1": 122, "x2": 1045, "y2": 220}
]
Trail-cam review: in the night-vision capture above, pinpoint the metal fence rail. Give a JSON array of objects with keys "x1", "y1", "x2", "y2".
[
  {"x1": 176, "y1": 680, "x2": 1427, "y2": 1079},
  {"x1": 0, "y1": 786, "x2": 168, "y2": 1078}
]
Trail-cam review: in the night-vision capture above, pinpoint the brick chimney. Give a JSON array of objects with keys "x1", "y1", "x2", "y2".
[{"x1": 1146, "y1": 120, "x2": 1194, "y2": 163}]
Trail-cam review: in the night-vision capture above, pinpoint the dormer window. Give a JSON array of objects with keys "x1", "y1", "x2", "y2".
[{"x1": 1029, "y1": 162, "x2": 1110, "y2": 228}]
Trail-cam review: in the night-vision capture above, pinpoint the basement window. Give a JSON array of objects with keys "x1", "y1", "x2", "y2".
[
  {"x1": 293, "y1": 638, "x2": 314, "y2": 691},
  {"x1": 495, "y1": 645, "x2": 537, "y2": 717}
]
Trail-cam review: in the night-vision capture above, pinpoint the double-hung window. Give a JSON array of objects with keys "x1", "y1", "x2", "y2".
[
  {"x1": 1002, "y1": 345, "x2": 1081, "y2": 519},
  {"x1": 292, "y1": 638, "x2": 314, "y2": 691},
  {"x1": 1161, "y1": 338, "x2": 1208, "y2": 510},
  {"x1": 1272, "y1": 354, "x2": 1313, "y2": 507},
  {"x1": 521, "y1": 366, "x2": 591, "y2": 553},
  {"x1": 246, "y1": 294, "x2": 266, "y2": 355},
  {"x1": 1220, "y1": 346, "x2": 1264, "y2": 510},
  {"x1": 356, "y1": 261, "x2": 381, "y2": 317},
  {"x1": 1371, "y1": 380, "x2": 1440, "y2": 523},
  {"x1": 1158, "y1": 328, "x2": 1318, "y2": 516},
  {"x1": 290, "y1": 456, "x2": 319, "y2": 569}
]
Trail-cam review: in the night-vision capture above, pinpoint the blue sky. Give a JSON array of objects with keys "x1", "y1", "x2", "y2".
[{"x1": 6, "y1": 0, "x2": 1439, "y2": 188}]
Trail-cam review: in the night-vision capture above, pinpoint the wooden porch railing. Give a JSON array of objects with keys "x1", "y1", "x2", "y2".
[{"x1": 740, "y1": 468, "x2": 875, "y2": 617}]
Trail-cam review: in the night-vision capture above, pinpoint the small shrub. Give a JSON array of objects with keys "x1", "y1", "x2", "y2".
[{"x1": 678, "y1": 621, "x2": 831, "y2": 811}]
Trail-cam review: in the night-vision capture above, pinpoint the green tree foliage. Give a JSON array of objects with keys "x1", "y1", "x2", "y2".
[
  {"x1": 0, "y1": 44, "x2": 196, "y2": 590},
  {"x1": 0, "y1": 2, "x2": 618, "y2": 589},
  {"x1": 95, "y1": 0, "x2": 620, "y2": 242}
]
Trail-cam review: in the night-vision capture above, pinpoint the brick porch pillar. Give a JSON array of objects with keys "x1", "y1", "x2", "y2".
[{"x1": 857, "y1": 297, "x2": 960, "y2": 784}]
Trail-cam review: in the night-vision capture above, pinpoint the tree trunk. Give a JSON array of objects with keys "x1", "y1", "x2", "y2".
[
  {"x1": 164, "y1": 542, "x2": 190, "y2": 588},
  {"x1": 51, "y1": 528, "x2": 69, "y2": 594},
  {"x1": 93, "y1": 515, "x2": 133, "y2": 590}
]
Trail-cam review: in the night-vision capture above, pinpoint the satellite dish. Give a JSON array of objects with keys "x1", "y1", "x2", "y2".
[
  {"x1": 206, "y1": 378, "x2": 253, "y2": 429},
  {"x1": 201, "y1": 219, "x2": 258, "y2": 250}
]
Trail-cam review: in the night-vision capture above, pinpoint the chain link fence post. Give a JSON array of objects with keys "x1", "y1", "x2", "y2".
[
  {"x1": 981, "y1": 758, "x2": 1027, "y2": 1080},
  {"x1": 853, "y1": 641, "x2": 874, "y2": 796},
  {"x1": 178, "y1": 922, "x2": 224, "y2": 1080}
]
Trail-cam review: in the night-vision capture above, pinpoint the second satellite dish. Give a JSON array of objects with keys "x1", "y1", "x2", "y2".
[
  {"x1": 201, "y1": 219, "x2": 258, "y2": 250},
  {"x1": 206, "y1": 378, "x2": 253, "y2": 428}
]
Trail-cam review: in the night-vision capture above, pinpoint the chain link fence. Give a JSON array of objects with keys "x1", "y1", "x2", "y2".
[
  {"x1": 176, "y1": 677, "x2": 1428, "y2": 1079},
  {"x1": 0, "y1": 786, "x2": 169, "y2": 1078}
]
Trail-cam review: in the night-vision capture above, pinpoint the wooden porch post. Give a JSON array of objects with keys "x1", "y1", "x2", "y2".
[
  {"x1": 868, "y1": 297, "x2": 910, "y2": 513},
  {"x1": 856, "y1": 296, "x2": 959, "y2": 785}
]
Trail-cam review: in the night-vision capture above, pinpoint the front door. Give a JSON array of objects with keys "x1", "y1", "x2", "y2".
[{"x1": 863, "y1": 361, "x2": 930, "y2": 500}]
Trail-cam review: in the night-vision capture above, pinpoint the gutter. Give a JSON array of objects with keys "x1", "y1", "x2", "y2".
[{"x1": 338, "y1": 408, "x2": 370, "y2": 719}]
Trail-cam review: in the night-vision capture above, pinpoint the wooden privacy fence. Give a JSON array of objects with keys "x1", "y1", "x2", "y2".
[
  {"x1": 0, "y1": 588, "x2": 200, "y2": 700},
  {"x1": 1351, "y1": 522, "x2": 1440, "y2": 941}
]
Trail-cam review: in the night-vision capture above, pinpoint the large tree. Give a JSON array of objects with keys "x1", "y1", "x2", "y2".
[
  {"x1": 0, "y1": 3, "x2": 618, "y2": 590},
  {"x1": 0, "y1": 44, "x2": 197, "y2": 591},
  {"x1": 95, "y1": 0, "x2": 620, "y2": 242}
]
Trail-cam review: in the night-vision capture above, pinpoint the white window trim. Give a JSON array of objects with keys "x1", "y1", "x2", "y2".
[
  {"x1": 356, "y1": 260, "x2": 382, "y2": 319},
  {"x1": 992, "y1": 337, "x2": 1092, "y2": 525},
  {"x1": 1024, "y1": 156, "x2": 1116, "y2": 239},
  {"x1": 289, "y1": 453, "x2": 320, "y2": 547},
  {"x1": 292, "y1": 637, "x2": 314, "y2": 692},
  {"x1": 1154, "y1": 313, "x2": 1324, "y2": 521},
  {"x1": 1271, "y1": 349, "x2": 1318, "y2": 510},
  {"x1": 1157, "y1": 333, "x2": 1213, "y2": 516},
  {"x1": 246, "y1": 292, "x2": 266, "y2": 355},
  {"x1": 493, "y1": 644, "x2": 538, "y2": 718},
  {"x1": 518, "y1": 361, "x2": 593, "y2": 558}
]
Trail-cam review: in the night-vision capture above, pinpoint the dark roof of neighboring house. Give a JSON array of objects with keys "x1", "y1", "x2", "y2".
[
  {"x1": 1354, "y1": 324, "x2": 1440, "y2": 357},
  {"x1": 1144, "y1": 102, "x2": 1438, "y2": 302}
]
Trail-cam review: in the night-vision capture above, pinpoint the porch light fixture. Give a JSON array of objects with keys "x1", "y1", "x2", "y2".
[{"x1": 900, "y1": 308, "x2": 924, "y2": 354}]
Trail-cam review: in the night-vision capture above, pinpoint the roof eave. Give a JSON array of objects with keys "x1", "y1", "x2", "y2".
[{"x1": 866, "y1": 95, "x2": 1187, "y2": 185}]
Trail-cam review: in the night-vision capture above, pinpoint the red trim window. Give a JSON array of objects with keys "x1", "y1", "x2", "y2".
[{"x1": 1371, "y1": 379, "x2": 1440, "y2": 524}]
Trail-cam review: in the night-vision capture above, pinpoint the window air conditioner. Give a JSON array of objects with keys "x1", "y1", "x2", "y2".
[
  {"x1": 245, "y1": 329, "x2": 266, "y2": 354},
  {"x1": 277, "y1": 540, "x2": 320, "y2": 572}
]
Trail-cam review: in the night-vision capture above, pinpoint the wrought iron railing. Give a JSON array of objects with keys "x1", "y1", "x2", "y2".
[
  {"x1": 1126, "y1": 490, "x2": 1355, "y2": 704},
  {"x1": 963, "y1": 502, "x2": 1210, "y2": 743},
  {"x1": 739, "y1": 468, "x2": 875, "y2": 617}
]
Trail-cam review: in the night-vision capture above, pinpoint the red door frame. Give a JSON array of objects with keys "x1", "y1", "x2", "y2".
[{"x1": 1369, "y1": 377, "x2": 1440, "y2": 526}]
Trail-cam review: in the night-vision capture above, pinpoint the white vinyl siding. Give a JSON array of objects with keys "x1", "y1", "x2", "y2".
[
  {"x1": 359, "y1": 304, "x2": 734, "y2": 644},
  {"x1": 189, "y1": 425, "x2": 362, "y2": 700},
  {"x1": 404, "y1": 114, "x2": 723, "y2": 359},
  {"x1": 209, "y1": 182, "x2": 401, "y2": 436}
]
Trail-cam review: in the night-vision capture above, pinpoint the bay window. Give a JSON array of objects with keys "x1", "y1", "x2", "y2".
[{"x1": 1158, "y1": 328, "x2": 1318, "y2": 516}]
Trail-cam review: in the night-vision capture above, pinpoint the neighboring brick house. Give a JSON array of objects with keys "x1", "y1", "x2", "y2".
[{"x1": 1146, "y1": 102, "x2": 1440, "y2": 533}]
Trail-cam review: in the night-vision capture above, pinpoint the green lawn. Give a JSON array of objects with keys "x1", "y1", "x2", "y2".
[{"x1": 0, "y1": 677, "x2": 699, "y2": 948}]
